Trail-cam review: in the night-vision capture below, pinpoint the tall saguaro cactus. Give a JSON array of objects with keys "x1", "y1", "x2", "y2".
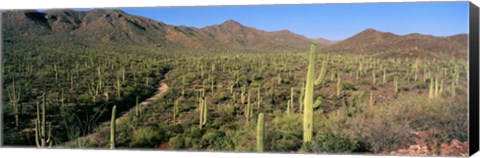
[
  {"x1": 394, "y1": 76, "x2": 399, "y2": 96},
  {"x1": 256, "y1": 113, "x2": 265, "y2": 152},
  {"x1": 245, "y1": 90, "x2": 252, "y2": 123},
  {"x1": 7, "y1": 80, "x2": 21, "y2": 127},
  {"x1": 290, "y1": 87, "x2": 294, "y2": 112},
  {"x1": 303, "y1": 42, "x2": 317, "y2": 143},
  {"x1": 35, "y1": 94, "x2": 52, "y2": 148},
  {"x1": 336, "y1": 76, "x2": 342, "y2": 97},
  {"x1": 203, "y1": 97, "x2": 208, "y2": 125},
  {"x1": 110, "y1": 105, "x2": 117, "y2": 149}
]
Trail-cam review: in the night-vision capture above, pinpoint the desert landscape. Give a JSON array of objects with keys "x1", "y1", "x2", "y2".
[{"x1": 1, "y1": 7, "x2": 469, "y2": 156}]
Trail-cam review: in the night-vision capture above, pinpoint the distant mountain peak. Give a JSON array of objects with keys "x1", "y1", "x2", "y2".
[
  {"x1": 362, "y1": 28, "x2": 378, "y2": 32},
  {"x1": 357, "y1": 28, "x2": 390, "y2": 35},
  {"x1": 219, "y1": 19, "x2": 243, "y2": 27}
]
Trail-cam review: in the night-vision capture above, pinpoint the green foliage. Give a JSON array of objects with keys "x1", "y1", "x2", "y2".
[
  {"x1": 3, "y1": 35, "x2": 468, "y2": 155},
  {"x1": 348, "y1": 93, "x2": 468, "y2": 153},
  {"x1": 268, "y1": 113, "x2": 303, "y2": 151},
  {"x1": 129, "y1": 126, "x2": 163, "y2": 148},
  {"x1": 313, "y1": 131, "x2": 359, "y2": 153},
  {"x1": 342, "y1": 82, "x2": 357, "y2": 91},
  {"x1": 169, "y1": 136, "x2": 185, "y2": 149}
]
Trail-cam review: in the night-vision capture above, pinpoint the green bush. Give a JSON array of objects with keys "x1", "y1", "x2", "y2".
[
  {"x1": 216, "y1": 104, "x2": 236, "y2": 122},
  {"x1": 343, "y1": 82, "x2": 357, "y2": 90},
  {"x1": 313, "y1": 131, "x2": 359, "y2": 153},
  {"x1": 347, "y1": 93, "x2": 468, "y2": 153},
  {"x1": 169, "y1": 136, "x2": 185, "y2": 149},
  {"x1": 129, "y1": 126, "x2": 163, "y2": 148},
  {"x1": 267, "y1": 113, "x2": 303, "y2": 152},
  {"x1": 416, "y1": 82, "x2": 428, "y2": 89},
  {"x1": 201, "y1": 130, "x2": 234, "y2": 151}
]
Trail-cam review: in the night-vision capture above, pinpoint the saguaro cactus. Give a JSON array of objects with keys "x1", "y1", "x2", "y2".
[
  {"x1": 173, "y1": 99, "x2": 179, "y2": 123},
  {"x1": 199, "y1": 97, "x2": 204, "y2": 128},
  {"x1": 336, "y1": 76, "x2": 342, "y2": 97},
  {"x1": 394, "y1": 76, "x2": 399, "y2": 96},
  {"x1": 203, "y1": 97, "x2": 208, "y2": 125},
  {"x1": 182, "y1": 76, "x2": 186, "y2": 96},
  {"x1": 35, "y1": 94, "x2": 52, "y2": 148},
  {"x1": 383, "y1": 67, "x2": 387, "y2": 85},
  {"x1": 303, "y1": 42, "x2": 317, "y2": 143},
  {"x1": 245, "y1": 91, "x2": 251, "y2": 123},
  {"x1": 434, "y1": 76, "x2": 439, "y2": 97},
  {"x1": 110, "y1": 105, "x2": 117, "y2": 149},
  {"x1": 290, "y1": 87, "x2": 294, "y2": 112},
  {"x1": 257, "y1": 88, "x2": 262, "y2": 110},
  {"x1": 7, "y1": 80, "x2": 21, "y2": 127},
  {"x1": 241, "y1": 85, "x2": 246, "y2": 104},
  {"x1": 256, "y1": 113, "x2": 265, "y2": 152},
  {"x1": 429, "y1": 77, "x2": 435, "y2": 98}
]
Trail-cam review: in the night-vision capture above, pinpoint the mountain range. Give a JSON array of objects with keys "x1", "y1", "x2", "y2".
[{"x1": 2, "y1": 9, "x2": 468, "y2": 59}]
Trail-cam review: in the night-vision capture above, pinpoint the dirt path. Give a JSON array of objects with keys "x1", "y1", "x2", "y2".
[
  {"x1": 62, "y1": 81, "x2": 169, "y2": 147},
  {"x1": 139, "y1": 83, "x2": 169, "y2": 106},
  {"x1": 116, "y1": 82, "x2": 169, "y2": 123}
]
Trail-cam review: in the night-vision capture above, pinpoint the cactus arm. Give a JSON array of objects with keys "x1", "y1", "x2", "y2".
[
  {"x1": 35, "y1": 119, "x2": 40, "y2": 148},
  {"x1": 46, "y1": 122, "x2": 52, "y2": 148},
  {"x1": 314, "y1": 60, "x2": 328, "y2": 86},
  {"x1": 313, "y1": 96, "x2": 323, "y2": 108}
]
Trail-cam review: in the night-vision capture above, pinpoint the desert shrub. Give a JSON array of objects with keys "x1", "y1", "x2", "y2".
[
  {"x1": 159, "y1": 124, "x2": 183, "y2": 136},
  {"x1": 348, "y1": 93, "x2": 468, "y2": 153},
  {"x1": 224, "y1": 120, "x2": 256, "y2": 152},
  {"x1": 129, "y1": 126, "x2": 163, "y2": 148},
  {"x1": 343, "y1": 82, "x2": 357, "y2": 90},
  {"x1": 253, "y1": 74, "x2": 264, "y2": 81},
  {"x1": 115, "y1": 120, "x2": 135, "y2": 146},
  {"x1": 169, "y1": 136, "x2": 185, "y2": 149},
  {"x1": 185, "y1": 126, "x2": 205, "y2": 139},
  {"x1": 211, "y1": 92, "x2": 229, "y2": 104},
  {"x1": 313, "y1": 130, "x2": 359, "y2": 153},
  {"x1": 360, "y1": 80, "x2": 370, "y2": 85},
  {"x1": 216, "y1": 105, "x2": 236, "y2": 122},
  {"x1": 200, "y1": 130, "x2": 234, "y2": 151},
  {"x1": 267, "y1": 113, "x2": 303, "y2": 152},
  {"x1": 415, "y1": 82, "x2": 428, "y2": 89},
  {"x1": 183, "y1": 73, "x2": 198, "y2": 84}
]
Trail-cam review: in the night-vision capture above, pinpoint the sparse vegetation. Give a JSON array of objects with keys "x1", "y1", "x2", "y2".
[{"x1": 2, "y1": 9, "x2": 469, "y2": 156}]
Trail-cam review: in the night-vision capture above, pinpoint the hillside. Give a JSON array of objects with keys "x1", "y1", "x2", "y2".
[
  {"x1": 2, "y1": 9, "x2": 332, "y2": 52},
  {"x1": 321, "y1": 28, "x2": 468, "y2": 59},
  {"x1": 3, "y1": 10, "x2": 467, "y2": 59}
]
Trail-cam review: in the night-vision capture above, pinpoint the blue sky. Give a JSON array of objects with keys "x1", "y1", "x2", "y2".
[{"x1": 116, "y1": 2, "x2": 469, "y2": 41}]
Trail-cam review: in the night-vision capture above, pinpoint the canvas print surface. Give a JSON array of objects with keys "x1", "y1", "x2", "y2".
[{"x1": 1, "y1": 2, "x2": 471, "y2": 156}]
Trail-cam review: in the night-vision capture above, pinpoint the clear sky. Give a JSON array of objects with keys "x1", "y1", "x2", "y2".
[{"x1": 118, "y1": 2, "x2": 468, "y2": 41}]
